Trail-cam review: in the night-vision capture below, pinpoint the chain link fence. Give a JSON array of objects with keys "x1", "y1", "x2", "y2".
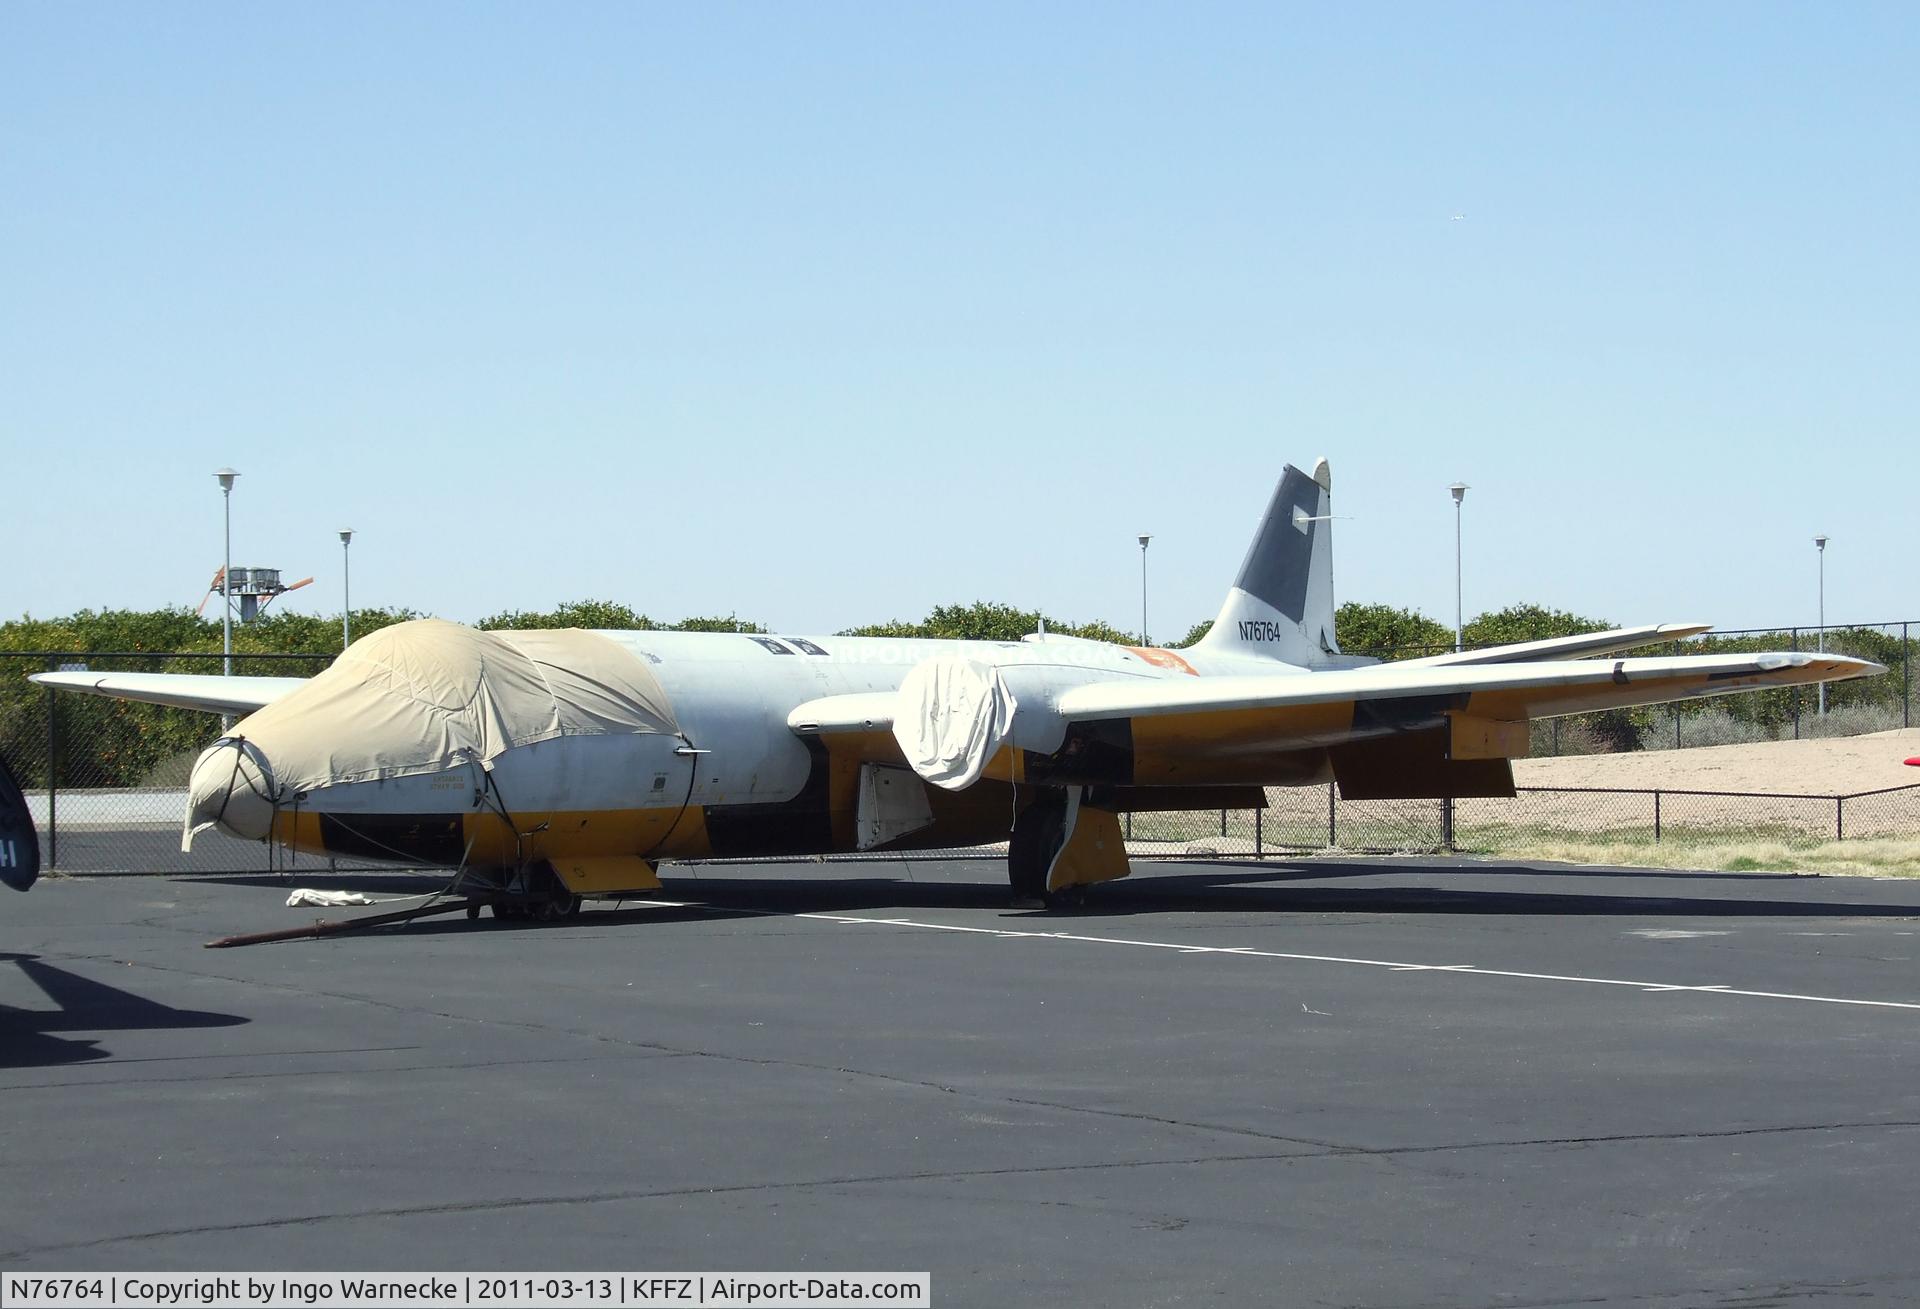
[
  {"x1": 1, "y1": 650, "x2": 344, "y2": 874},
  {"x1": 1111, "y1": 782, "x2": 1920, "y2": 859},
  {"x1": 4, "y1": 628, "x2": 1916, "y2": 875}
]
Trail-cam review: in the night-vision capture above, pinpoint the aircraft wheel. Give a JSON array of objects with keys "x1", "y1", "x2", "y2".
[
  {"x1": 534, "y1": 893, "x2": 579, "y2": 922},
  {"x1": 1007, "y1": 789, "x2": 1068, "y2": 905},
  {"x1": 466, "y1": 904, "x2": 482, "y2": 921}
]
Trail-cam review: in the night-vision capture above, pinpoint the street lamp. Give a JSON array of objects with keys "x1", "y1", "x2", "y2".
[
  {"x1": 340, "y1": 529, "x2": 354, "y2": 650},
  {"x1": 1449, "y1": 483, "x2": 1469, "y2": 652},
  {"x1": 1138, "y1": 534, "x2": 1152, "y2": 646},
  {"x1": 1814, "y1": 534, "x2": 1828, "y2": 715},
  {"x1": 214, "y1": 469, "x2": 239, "y2": 678}
]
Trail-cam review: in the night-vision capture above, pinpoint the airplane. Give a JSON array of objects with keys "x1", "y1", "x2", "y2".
[
  {"x1": 0, "y1": 755, "x2": 38, "y2": 893},
  {"x1": 26, "y1": 460, "x2": 1883, "y2": 916}
]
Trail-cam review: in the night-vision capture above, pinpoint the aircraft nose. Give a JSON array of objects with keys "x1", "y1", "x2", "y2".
[{"x1": 184, "y1": 738, "x2": 278, "y2": 849}]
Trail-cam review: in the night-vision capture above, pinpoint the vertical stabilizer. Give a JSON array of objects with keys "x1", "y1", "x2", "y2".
[{"x1": 1194, "y1": 459, "x2": 1343, "y2": 667}]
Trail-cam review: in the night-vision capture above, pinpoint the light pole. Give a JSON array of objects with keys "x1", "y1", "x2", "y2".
[
  {"x1": 1138, "y1": 534, "x2": 1152, "y2": 646},
  {"x1": 1815, "y1": 534, "x2": 1828, "y2": 715},
  {"x1": 1449, "y1": 483, "x2": 1468, "y2": 652},
  {"x1": 214, "y1": 469, "x2": 239, "y2": 677},
  {"x1": 340, "y1": 529, "x2": 354, "y2": 650}
]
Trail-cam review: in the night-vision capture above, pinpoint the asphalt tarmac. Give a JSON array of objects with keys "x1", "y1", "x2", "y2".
[{"x1": 6, "y1": 857, "x2": 1920, "y2": 1307}]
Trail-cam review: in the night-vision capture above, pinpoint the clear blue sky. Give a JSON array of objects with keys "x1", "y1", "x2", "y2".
[{"x1": 4, "y1": 3, "x2": 1914, "y2": 640}]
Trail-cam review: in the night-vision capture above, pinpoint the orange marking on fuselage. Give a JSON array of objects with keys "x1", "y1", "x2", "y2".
[{"x1": 1126, "y1": 647, "x2": 1199, "y2": 676}]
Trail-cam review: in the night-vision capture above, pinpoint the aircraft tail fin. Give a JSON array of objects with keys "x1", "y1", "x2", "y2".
[{"x1": 1193, "y1": 459, "x2": 1347, "y2": 667}]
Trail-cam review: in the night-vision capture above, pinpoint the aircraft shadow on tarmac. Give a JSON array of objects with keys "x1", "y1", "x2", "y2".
[
  {"x1": 0, "y1": 953, "x2": 248, "y2": 1069},
  {"x1": 191, "y1": 861, "x2": 1920, "y2": 942}
]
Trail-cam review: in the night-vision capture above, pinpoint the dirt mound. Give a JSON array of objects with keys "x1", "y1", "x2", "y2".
[{"x1": 1515, "y1": 728, "x2": 1920, "y2": 796}]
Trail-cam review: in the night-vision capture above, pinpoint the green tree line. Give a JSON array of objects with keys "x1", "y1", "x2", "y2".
[{"x1": 3, "y1": 600, "x2": 1907, "y2": 787}]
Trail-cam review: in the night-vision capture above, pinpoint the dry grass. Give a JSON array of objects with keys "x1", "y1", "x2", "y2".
[{"x1": 1489, "y1": 836, "x2": 1920, "y2": 877}]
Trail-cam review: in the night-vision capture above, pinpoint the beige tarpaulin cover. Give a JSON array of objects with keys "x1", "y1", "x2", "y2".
[
  {"x1": 225, "y1": 619, "x2": 679, "y2": 797},
  {"x1": 891, "y1": 655, "x2": 1018, "y2": 791}
]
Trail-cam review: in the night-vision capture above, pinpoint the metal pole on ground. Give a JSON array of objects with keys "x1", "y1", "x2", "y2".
[
  {"x1": 1447, "y1": 482, "x2": 1467, "y2": 854},
  {"x1": 215, "y1": 469, "x2": 238, "y2": 677},
  {"x1": 340, "y1": 528, "x2": 354, "y2": 649},
  {"x1": 1791, "y1": 628, "x2": 1801, "y2": 740},
  {"x1": 44, "y1": 677, "x2": 57, "y2": 870},
  {"x1": 1814, "y1": 534, "x2": 1828, "y2": 716},
  {"x1": 1138, "y1": 534, "x2": 1151, "y2": 646},
  {"x1": 1449, "y1": 483, "x2": 1468, "y2": 652}
]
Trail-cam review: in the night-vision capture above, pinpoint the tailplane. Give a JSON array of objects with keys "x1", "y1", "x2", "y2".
[{"x1": 1194, "y1": 459, "x2": 1350, "y2": 667}]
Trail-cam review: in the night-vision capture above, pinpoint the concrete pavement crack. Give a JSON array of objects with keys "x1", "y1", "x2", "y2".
[{"x1": 11, "y1": 1118, "x2": 1920, "y2": 1262}]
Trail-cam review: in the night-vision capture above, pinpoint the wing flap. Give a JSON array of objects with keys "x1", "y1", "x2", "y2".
[{"x1": 28, "y1": 671, "x2": 307, "y2": 716}]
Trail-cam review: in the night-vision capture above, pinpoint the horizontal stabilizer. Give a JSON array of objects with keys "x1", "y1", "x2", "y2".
[
  {"x1": 1395, "y1": 623, "x2": 1712, "y2": 668},
  {"x1": 29, "y1": 670, "x2": 307, "y2": 716}
]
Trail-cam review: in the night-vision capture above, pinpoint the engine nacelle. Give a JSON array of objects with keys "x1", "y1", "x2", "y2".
[{"x1": 892, "y1": 653, "x2": 1139, "y2": 790}]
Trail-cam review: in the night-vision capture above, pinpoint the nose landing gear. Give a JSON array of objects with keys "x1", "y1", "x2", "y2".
[{"x1": 469, "y1": 861, "x2": 583, "y2": 922}]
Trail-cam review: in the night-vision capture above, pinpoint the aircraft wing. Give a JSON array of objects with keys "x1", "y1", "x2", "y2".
[
  {"x1": 27, "y1": 670, "x2": 306, "y2": 716},
  {"x1": 791, "y1": 651, "x2": 1878, "y2": 739},
  {"x1": 1054, "y1": 651, "x2": 1879, "y2": 725},
  {"x1": 786, "y1": 692, "x2": 899, "y2": 735},
  {"x1": 792, "y1": 650, "x2": 1882, "y2": 797},
  {"x1": 1389, "y1": 622, "x2": 1712, "y2": 668}
]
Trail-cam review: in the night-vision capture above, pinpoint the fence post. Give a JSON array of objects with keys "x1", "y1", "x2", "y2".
[
  {"x1": 1837, "y1": 796, "x2": 1844, "y2": 843},
  {"x1": 1654, "y1": 790, "x2": 1661, "y2": 843},
  {"x1": 1327, "y1": 782, "x2": 1337, "y2": 849},
  {"x1": 1255, "y1": 806, "x2": 1263, "y2": 859},
  {"x1": 1673, "y1": 705, "x2": 1681, "y2": 750},
  {"x1": 44, "y1": 679, "x2": 57, "y2": 870},
  {"x1": 1905, "y1": 622, "x2": 1911, "y2": 730},
  {"x1": 1220, "y1": 808, "x2": 1227, "y2": 838},
  {"x1": 1791, "y1": 628, "x2": 1801, "y2": 740},
  {"x1": 1443, "y1": 796, "x2": 1455, "y2": 853}
]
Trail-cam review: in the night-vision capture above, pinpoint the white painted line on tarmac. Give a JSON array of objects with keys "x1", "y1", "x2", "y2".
[{"x1": 793, "y1": 913, "x2": 1920, "y2": 1014}]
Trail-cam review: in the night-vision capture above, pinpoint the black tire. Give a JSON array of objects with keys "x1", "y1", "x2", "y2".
[{"x1": 1008, "y1": 789, "x2": 1069, "y2": 900}]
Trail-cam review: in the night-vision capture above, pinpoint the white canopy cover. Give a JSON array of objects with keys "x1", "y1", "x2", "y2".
[{"x1": 227, "y1": 619, "x2": 679, "y2": 798}]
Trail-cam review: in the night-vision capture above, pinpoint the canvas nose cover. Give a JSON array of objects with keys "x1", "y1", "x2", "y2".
[
  {"x1": 179, "y1": 619, "x2": 680, "y2": 847},
  {"x1": 185, "y1": 738, "x2": 277, "y2": 847}
]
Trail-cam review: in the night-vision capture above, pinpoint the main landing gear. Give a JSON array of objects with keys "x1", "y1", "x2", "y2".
[{"x1": 1007, "y1": 786, "x2": 1133, "y2": 910}]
